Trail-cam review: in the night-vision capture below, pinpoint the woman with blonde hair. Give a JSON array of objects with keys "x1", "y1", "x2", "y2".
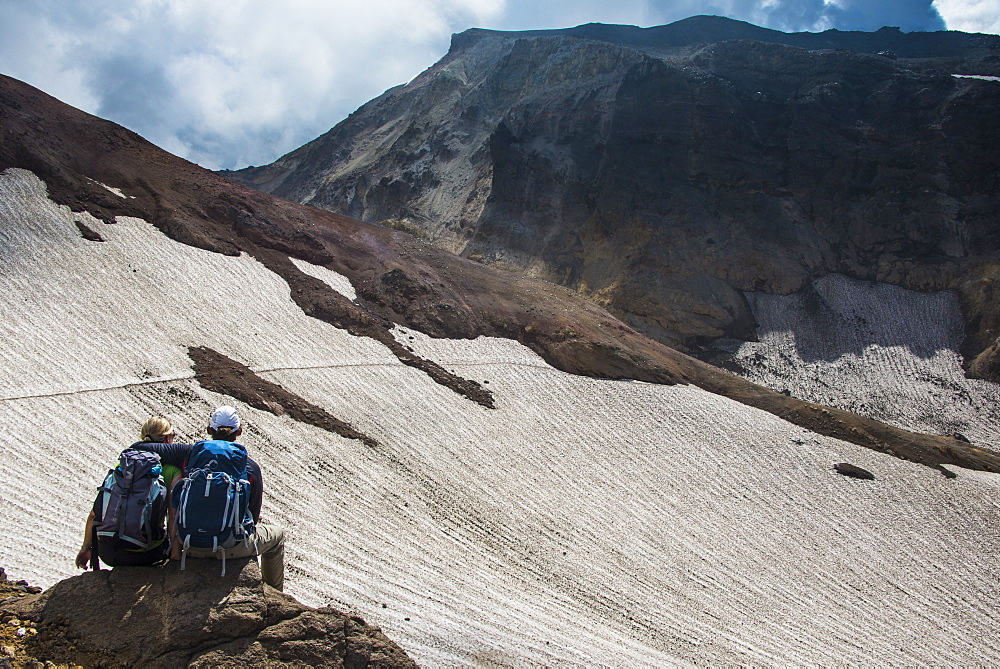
[
  {"x1": 75, "y1": 416, "x2": 182, "y2": 569},
  {"x1": 139, "y1": 416, "x2": 174, "y2": 443}
]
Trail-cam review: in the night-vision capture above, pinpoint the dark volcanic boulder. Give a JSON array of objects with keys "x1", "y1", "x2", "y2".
[
  {"x1": 10, "y1": 559, "x2": 415, "y2": 668},
  {"x1": 226, "y1": 16, "x2": 1000, "y2": 378},
  {"x1": 834, "y1": 462, "x2": 876, "y2": 480}
]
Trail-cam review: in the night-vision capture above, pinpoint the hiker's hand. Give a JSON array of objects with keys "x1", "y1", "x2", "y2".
[{"x1": 75, "y1": 547, "x2": 91, "y2": 569}]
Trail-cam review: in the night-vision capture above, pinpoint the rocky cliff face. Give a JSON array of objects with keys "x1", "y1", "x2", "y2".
[{"x1": 227, "y1": 16, "x2": 1000, "y2": 378}]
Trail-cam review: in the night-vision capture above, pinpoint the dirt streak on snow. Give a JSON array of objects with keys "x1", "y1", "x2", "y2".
[{"x1": 2, "y1": 168, "x2": 1000, "y2": 666}]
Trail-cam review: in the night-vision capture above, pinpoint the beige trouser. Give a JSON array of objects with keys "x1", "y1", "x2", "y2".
[{"x1": 184, "y1": 523, "x2": 285, "y2": 591}]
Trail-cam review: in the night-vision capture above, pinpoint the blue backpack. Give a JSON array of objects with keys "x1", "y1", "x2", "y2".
[
  {"x1": 95, "y1": 449, "x2": 167, "y2": 550},
  {"x1": 175, "y1": 439, "x2": 255, "y2": 575}
]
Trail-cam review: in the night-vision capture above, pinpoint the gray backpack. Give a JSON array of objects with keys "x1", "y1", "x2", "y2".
[{"x1": 95, "y1": 448, "x2": 168, "y2": 549}]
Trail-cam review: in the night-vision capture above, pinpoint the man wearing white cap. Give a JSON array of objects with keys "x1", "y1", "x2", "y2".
[{"x1": 170, "y1": 405, "x2": 285, "y2": 590}]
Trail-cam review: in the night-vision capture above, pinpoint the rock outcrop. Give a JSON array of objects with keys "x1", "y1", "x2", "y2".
[
  {"x1": 6, "y1": 560, "x2": 415, "y2": 667},
  {"x1": 226, "y1": 16, "x2": 1000, "y2": 379}
]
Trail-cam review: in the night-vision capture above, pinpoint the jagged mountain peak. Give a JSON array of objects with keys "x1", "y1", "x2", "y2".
[
  {"x1": 447, "y1": 15, "x2": 787, "y2": 53},
  {"x1": 226, "y1": 19, "x2": 1000, "y2": 383},
  {"x1": 447, "y1": 14, "x2": 1000, "y2": 57}
]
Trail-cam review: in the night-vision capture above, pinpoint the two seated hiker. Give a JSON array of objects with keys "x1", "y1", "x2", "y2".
[{"x1": 76, "y1": 407, "x2": 285, "y2": 591}]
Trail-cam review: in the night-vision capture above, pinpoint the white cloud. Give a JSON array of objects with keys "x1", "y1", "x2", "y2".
[
  {"x1": 933, "y1": 0, "x2": 1000, "y2": 33},
  {"x1": 0, "y1": 0, "x2": 505, "y2": 169}
]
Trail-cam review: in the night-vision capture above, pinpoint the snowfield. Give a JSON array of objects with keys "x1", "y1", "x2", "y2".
[{"x1": 2, "y1": 168, "x2": 999, "y2": 666}]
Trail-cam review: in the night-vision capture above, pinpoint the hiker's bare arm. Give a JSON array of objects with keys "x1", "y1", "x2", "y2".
[
  {"x1": 168, "y1": 507, "x2": 181, "y2": 560},
  {"x1": 167, "y1": 473, "x2": 181, "y2": 560},
  {"x1": 75, "y1": 511, "x2": 95, "y2": 569}
]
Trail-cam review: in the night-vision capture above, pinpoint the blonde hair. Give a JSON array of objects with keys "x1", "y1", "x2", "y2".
[{"x1": 140, "y1": 416, "x2": 174, "y2": 443}]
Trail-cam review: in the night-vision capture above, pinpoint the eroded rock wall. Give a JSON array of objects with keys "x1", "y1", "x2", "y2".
[{"x1": 227, "y1": 18, "x2": 1000, "y2": 376}]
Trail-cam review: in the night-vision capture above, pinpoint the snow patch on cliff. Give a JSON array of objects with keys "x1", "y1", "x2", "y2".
[
  {"x1": 732, "y1": 274, "x2": 1000, "y2": 448},
  {"x1": 290, "y1": 257, "x2": 357, "y2": 301},
  {"x1": 952, "y1": 74, "x2": 1000, "y2": 82}
]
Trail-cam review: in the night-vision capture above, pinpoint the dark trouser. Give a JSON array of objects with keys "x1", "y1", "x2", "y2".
[{"x1": 96, "y1": 537, "x2": 169, "y2": 567}]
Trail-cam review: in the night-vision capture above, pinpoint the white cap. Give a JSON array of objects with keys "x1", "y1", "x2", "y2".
[{"x1": 209, "y1": 405, "x2": 241, "y2": 431}]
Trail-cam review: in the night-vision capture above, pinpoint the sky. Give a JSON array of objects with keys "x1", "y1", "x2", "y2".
[{"x1": 1, "y1": 0, "x2": 997, "y2": 170}]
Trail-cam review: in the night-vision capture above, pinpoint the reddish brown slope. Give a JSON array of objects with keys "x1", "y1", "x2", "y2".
[{"x1": 0, "y1": 73, "x2": 996, "y2": 474}]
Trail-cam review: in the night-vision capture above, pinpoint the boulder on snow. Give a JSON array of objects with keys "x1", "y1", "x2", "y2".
[{"x1": 834, "y1": 462, "x2": 876, "y2": 480}]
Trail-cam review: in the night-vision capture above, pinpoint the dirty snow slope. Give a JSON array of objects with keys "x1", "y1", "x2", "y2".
[{"x1": 1, "y1": 168, "x2": 999, "y2": 666}]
